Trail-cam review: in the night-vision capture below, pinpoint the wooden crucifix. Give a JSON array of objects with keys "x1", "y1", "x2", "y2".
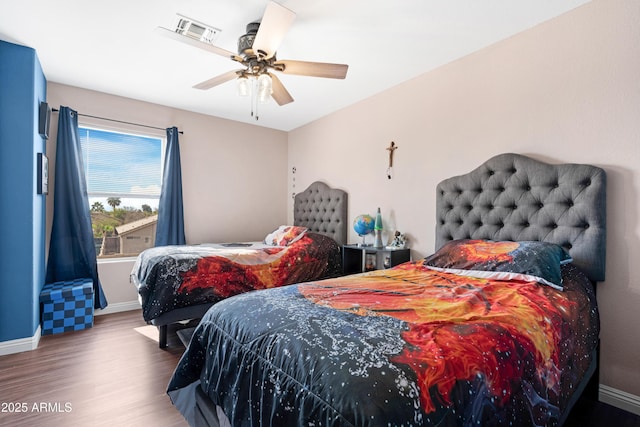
[{"x1": 386, "y1": 141, "x2": 397, "y2": 179}]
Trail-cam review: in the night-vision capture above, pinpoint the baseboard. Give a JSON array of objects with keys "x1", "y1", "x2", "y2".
[
  {"x1": 0, "y1": 325, "x2": 41, "y2": 356},
  {"x1": 95, "y1": 300, "x2": 141, "y2": 316},
  {"x1": 600, "y1": 384, "x2": 640, "y2": 416}
]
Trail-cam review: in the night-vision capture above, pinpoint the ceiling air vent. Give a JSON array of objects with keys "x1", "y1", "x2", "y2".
[{"x1": 174, "y1": 14, "x2": 221, "y2": 45}]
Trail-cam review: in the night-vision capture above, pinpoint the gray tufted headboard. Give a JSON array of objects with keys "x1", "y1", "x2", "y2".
[
  {"x1": 436, "y1": 153, "x2": 606, "y2": 282},
  {"x1": 294, "y1": 181, "x2": 348, "y2": 247}
]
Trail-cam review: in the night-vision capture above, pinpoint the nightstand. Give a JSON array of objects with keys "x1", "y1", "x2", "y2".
[{"x1": 342, "y1": 245, "x2": 410, "y2": 275}]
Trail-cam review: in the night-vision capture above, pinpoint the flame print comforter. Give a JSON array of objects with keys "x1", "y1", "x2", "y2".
[
  {"x1": 168, "y1": 261, "x2": 598, "y2": 426},
  {"x1": 131, "y1": 233, "x2": 341, "y2": 322}
]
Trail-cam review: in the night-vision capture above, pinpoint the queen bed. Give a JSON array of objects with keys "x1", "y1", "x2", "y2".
[
  {"x1": 131, "y1": 181, "x2": 348, "y2": 348},
  {"x1": 167, "y1": 153, "x2": 606, "y2": 426}
]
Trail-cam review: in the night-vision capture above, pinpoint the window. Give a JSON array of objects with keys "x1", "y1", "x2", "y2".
[{"x1": 79, "y1": 126, "x2": 164, "y2": 258}]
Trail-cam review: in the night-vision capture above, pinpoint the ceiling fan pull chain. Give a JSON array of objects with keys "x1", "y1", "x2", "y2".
[{"x1": 253, "y1": 77, "x2": 260, "y2": 120}]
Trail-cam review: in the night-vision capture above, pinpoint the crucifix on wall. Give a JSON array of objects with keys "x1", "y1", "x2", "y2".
[{"x1": 386, "y1": 141, "x2": 397, "y2": 179}]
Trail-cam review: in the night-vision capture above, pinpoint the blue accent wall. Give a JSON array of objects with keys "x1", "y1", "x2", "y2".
[{"x1": 0, "y1": 40, "x2": 47, "y2": 343}]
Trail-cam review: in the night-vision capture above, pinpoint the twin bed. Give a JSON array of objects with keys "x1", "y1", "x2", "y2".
[
  {"x1": 131, "y1": 181, "x2": 348, "y2": 347},
  {"x1": 159, "y1": 153, "x2": 605, "y2": 426}
]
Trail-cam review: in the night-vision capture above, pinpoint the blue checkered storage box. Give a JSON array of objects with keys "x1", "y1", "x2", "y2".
[{"x1": 40, "y1": 278, "x2": 94, "y2": 335}]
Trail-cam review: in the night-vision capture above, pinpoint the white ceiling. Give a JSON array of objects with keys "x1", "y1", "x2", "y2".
[{"x1": 0, "y1": 0, "x2": 590, "y2": 132}]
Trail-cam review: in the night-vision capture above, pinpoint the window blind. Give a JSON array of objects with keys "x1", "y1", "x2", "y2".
[{"x1": 78, "y1": 127, "x2": 163, "y2": 198}]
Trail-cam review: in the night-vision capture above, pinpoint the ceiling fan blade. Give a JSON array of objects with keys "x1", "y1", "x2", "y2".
[
  {"x1": 155, "y1": 27, "x2": 243, "y2": 62},
  {"x1": 275, "y1": 60, "x2": 348, "y2": 79},
  {"x1": 193, "y1": 70, "x2": 241, "y2": 90},
  {"x1": 269, "y1": 73, "x2": 294, "y2": 106},
  {"x1": 252, "y1": 1, "x2": 296, "y2": 59}
]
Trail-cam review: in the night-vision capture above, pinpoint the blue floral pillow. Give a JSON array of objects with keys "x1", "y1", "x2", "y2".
[{"x1": 423, "y1": 239, "x2": 572, "y2": 290}]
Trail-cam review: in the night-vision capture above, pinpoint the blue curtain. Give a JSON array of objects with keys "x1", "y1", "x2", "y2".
[
  {"x1": 155, "y1": 127, "x2": 186, "y2": 246},
  {"x1": 45, "y1": 107, "x2": 108, "y2": 309}
]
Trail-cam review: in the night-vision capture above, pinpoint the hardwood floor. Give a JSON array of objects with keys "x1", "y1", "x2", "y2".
[
  {"x1": 0, "y1": 309, "x2": 638, "y2": 427},
  {"x1": 0, "y1": 310, "x2": 187, "y2": 427}
]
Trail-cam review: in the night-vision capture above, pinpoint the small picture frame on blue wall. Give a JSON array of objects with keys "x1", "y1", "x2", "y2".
[
  {"x1": 37, "y1": 153, "x2": 48, "y2": 195},
  {"x1": 39, "y1": 101, "x2": 51, "y2": 139}
]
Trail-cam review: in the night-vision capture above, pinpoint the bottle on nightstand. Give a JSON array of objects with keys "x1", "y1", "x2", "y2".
[{"x1": 373, "y1": 207, "x2": 383, "y2": 248}]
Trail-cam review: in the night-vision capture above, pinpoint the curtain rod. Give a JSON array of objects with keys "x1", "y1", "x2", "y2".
[{"x1": 51, "y1": 108, "x2": 184, "y2": 134}]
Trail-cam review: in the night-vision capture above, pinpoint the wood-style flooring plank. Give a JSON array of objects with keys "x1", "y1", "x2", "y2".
[{"x1": 0, "y1": 310, "x2": 186, "y2": 427}]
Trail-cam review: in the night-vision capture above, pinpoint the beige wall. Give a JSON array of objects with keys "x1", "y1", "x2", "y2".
[
  {"x1": 288, "y1": 0, "x2": 640, "y2": 400},
  {"x1": 46, "y1": 83, "x2": 289, "y2": 305}
]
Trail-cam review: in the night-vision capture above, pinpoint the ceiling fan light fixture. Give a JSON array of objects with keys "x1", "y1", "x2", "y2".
[
  {"x1": 257, "y1": 74, "x2": 273, "y2": 104},
  {"x1": 237, "y1": 76, "x2": 250, "y2": 97}
]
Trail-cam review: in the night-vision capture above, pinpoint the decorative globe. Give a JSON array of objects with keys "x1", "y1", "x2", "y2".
[{"x1": 353, "y1": 214, "x2": 375, "y2": 236}]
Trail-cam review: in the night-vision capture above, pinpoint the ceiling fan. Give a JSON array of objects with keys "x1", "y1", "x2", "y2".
[{"x1": 156, "y1": 1, "x2": 349, "y2": 119}]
